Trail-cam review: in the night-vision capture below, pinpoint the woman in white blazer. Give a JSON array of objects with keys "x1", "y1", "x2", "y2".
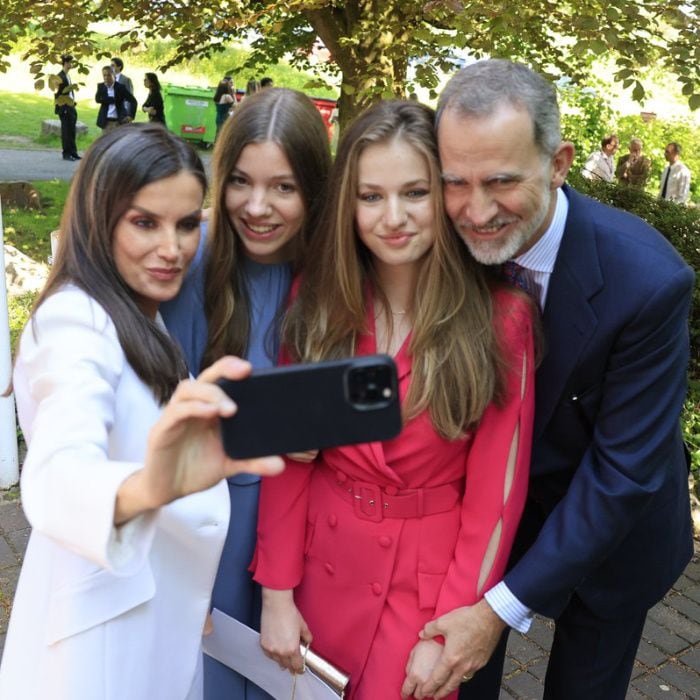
[{"x1": 0, "y1": 124, "x2": 283, "y2": 700}]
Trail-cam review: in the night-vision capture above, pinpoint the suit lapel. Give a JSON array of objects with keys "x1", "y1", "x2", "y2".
[
  {"x1": 534, "y1": 186, "x2": 603, "y2": 439},
  {"x1": 352, "y1": 292, "x2": 413, "y2": 483}
]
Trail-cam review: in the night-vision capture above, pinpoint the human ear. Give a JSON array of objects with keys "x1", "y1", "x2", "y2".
[{"x1": 550, "y1": 142, "x2": 575, "y2": 189}]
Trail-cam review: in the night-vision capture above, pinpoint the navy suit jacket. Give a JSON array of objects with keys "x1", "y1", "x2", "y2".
[
  {"x1": 95, "y1": 82, "x2": 137, "y2": 128},
  {"x1": 504, "y1": 185, "x2": 695, "y2": 620}
]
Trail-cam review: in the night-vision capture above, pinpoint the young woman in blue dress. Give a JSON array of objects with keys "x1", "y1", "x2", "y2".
[{"x1": 160, "y1": 87, "x2": 332, "y2": 700}]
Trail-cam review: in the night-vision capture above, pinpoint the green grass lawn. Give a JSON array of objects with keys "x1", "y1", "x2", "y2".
[
  {"x1": 4, "y1": 179, "x2": 67, "y2": 348},
  {"x1": 0, "y1": 90, "x2": 177, "y2": 151},
  {"x1": 0, "y1": 90, "x2": 102, "y2": 150},
  {"x1": 3, "y1": 179, "x2": 67, "y2": 260}
]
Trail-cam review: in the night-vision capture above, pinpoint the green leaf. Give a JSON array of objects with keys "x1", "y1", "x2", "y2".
[
  {"x1": 689, "y1": 94, "x2": 700, "y2": 111},
  {"x1": 632, "y1": 81, "x2": 645, "y2": 102}
]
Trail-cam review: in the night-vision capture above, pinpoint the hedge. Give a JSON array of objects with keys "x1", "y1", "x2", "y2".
[{"x1": 567, "y1": 171, "x2": 700, "y2": 475}]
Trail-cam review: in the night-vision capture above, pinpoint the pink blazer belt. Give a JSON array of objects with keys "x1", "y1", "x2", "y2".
[{"x1": 322, "y1": 467, "x2": 464, "y2": 523}]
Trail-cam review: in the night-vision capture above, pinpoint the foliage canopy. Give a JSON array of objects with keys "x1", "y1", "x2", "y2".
[{"x1": 2, "y1": 1, "x2": 699, "y2": 125}]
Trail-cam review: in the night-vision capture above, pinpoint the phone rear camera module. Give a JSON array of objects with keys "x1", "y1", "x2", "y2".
[{"x1": 347, "y1": 364, "x2": 394, "y2": 410}]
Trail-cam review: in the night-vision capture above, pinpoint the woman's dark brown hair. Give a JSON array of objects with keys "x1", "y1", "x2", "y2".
[
  {"x1": 31, "y1": 123, "x2": 206, "y2": 403},
  {"x1": 202, "y1": 87, "x2": 331, "y2": 370},
  {"x1": 213, "y1": 79, "x2": 232, "y2": 104}
]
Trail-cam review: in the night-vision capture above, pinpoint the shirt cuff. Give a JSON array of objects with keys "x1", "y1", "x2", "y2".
[{"x1": 484, "y1": 582, "x2": 533, "y2": 634}]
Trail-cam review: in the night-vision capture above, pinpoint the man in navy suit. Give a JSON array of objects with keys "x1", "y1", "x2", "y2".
[
  {"x1": 418, "y1": 59, "x2": 694, "y2": 700},
  {"x1": 95, "y1": 66, "x2": 137, "y2": 131}
]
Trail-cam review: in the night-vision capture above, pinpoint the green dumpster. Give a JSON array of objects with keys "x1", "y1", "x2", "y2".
[{"x1": 163, "y1": 84, "x2": 217, "y2": 146}]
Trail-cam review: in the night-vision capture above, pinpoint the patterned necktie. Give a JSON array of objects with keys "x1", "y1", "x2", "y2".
[{"x1": 500, "y1": 261, "x2": 542, "y2": 310}]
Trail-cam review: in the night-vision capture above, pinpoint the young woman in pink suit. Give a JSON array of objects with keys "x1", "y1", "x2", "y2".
[{"x1": 252, "y1": 100, "x2": 536, "y2": 699}]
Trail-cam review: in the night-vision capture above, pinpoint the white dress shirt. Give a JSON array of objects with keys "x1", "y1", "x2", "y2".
[
  {"x1": 582, "y1": 150, "x2": 615, "y2": 182},
  {"x1": 483, "y1": 186, "x2": 569, "y2": 633},
  {"x1": 659, "y1": 161, "x2": 692, "y2": 204},
  {"x1": 105, "y1": 84, "x2": 117, "y2": 119}
]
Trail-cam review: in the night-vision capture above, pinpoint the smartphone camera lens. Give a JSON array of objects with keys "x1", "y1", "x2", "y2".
[{"x1": 347, "y1": 364, "x2": 394, "y2": 409}]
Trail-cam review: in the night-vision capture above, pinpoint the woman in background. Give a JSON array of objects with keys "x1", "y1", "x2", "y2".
[
  {"x1": 244, "y1": 78, "x2": 261, "y2": 99},
  {"x1": 213, "y1": 78, "x2": 235, "y2": 137},
  {"x1": 0, "y1": 123, "x2": 283, "y2": 700},
  {"x1": 161, "y1": 87, "x2": 331, "y2": 700},
  {"x1": 254, "y1": 100, "x2": 535, "y2": 700},
  {"x1": 142, "y1": 72, "x2": 165, "y2": 124}
]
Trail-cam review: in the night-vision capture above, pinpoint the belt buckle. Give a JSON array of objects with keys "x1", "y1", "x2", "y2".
[{"x1": 352, "y1": 481, "x2": 383, "y2": 522}]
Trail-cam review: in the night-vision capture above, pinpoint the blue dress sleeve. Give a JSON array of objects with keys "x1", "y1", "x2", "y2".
[{"x1": 160, "y1": 222, "x2": 209, "y2": 375}]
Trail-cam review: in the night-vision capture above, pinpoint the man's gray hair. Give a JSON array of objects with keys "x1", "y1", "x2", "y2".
[{"x1": 437, "y1": 59, "x2": 561, "y2": 157}]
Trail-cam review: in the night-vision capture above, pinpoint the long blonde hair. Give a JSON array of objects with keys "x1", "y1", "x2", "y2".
[{"x1": 284, "y1": 100, "x2": 504, "y2": 439}]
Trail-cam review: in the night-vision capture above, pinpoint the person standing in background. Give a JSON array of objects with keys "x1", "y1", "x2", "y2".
[
  {"x1": 111, "y1": 57, "x2": 137, "y2": 119},
  {"x1": 213, "y1": 79, "x2": 235, "y2": 138},
  {"x1": 142, "y1": 72, "x2": 166, "y2": 125},
  {"x1": 244, "y1": 79, "x2": 261, "y2": 99},
  {"x1": 96, "y1": 66, "x2": 136, "y2": 132},
  {"x1": 615, "y1": 138, "x2": 651, "y2": 188},
  {"x1": 659, "y1": 142, "x2": 691, "y2": 204},
  {"x1": 581, "y1": 134, "x2": 618, "y2": 182},
  {"x1": 51, "y1": 54, "x2": 80, "y2": 161}
]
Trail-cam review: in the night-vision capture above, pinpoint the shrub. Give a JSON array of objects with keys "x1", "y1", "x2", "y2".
[{"x1": 568, "y1": 171, "x2": 700, "y2": 475}]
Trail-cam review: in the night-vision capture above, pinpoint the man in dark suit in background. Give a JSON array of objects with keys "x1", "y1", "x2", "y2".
[
  {"x1": 52, "y1": 54, "x2": 80, "y2": 161},
  {"x1": 110, "y1": 57, "x2": 137, "y2": 118},
  {"x1": 95, "y1": 66, "x2": 137, "y2": 132},
  {"x1": 418, "y1": 59, "x2": 694, "y2": 700}
]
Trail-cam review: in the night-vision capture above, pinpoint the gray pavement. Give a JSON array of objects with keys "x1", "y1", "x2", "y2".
[
  {"x1": 0, "y1": 146, "x2": 212, "y2": 182},
  {"x1": 0, "y1": 147, "x2": 81, "y2": 181},
  {"x1": 0, "y1": 490, "x2": 698, "y2": 698}
]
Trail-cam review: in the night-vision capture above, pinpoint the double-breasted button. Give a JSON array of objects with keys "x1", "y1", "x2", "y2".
[
  {"x1": 385, "y1": 485, "x2": 398, "y2": 496},
  {"x1": 328, "y1": 514, "x2": 338, "y2": 528},
  {"x1": 378, "y1": 535, "x2": 392, "y2": 548},
  {"x1": 371, "y1": 582, "x2": 383, "y2": 596},
  {"x1": 325, "y1": 562, "x2": 335, "y2": 575}
]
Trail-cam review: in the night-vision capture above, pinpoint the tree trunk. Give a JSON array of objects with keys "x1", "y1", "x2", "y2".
[{"x1": 305, "y1": 3, "x2": 410, "y2": 134}]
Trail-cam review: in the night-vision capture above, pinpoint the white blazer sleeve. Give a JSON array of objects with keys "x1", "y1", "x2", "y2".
[{"x1": 16, "y1": 288, "x2": 157, "y2": 574}]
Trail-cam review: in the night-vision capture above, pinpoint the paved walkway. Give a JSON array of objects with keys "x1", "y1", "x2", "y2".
[
  {"x1": 0, "y1": 146, "x2": 212, "y2": 182},
  {"x1": 0, "y1": 492, "x2": 698, "y2": 698}
]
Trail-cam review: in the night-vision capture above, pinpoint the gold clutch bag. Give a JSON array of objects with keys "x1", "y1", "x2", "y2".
[{"x1": 300, "y1": 643, "x2": 350, "y2": 697}]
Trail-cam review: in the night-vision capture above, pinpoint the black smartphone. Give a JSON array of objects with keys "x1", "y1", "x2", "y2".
[{"x1": 218, "y1": 354, "x2": 402, "y2": 459}]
